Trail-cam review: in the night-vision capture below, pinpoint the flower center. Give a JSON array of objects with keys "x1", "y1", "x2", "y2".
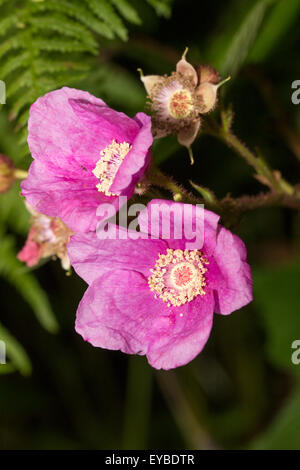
[
  {"x1": 92, "y1": 139, "x2": 132, "y2": 196},
  {"x1": 148, "y1": 248, "x2": 208, "y2": 307},
  {"x1": 168, "y1": 89, "x2": 193, "y2": 119}
]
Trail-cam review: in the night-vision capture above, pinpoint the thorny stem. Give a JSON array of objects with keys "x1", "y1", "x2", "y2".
[
  {"x1": 147, "y1": 164, "x2": 199, "y2": 204},
  {"x1": 146, "y1": 164, "x2": 300, "y2": 228}
]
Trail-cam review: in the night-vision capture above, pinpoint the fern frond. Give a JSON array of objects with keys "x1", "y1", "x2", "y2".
[
  {"x1": 30, "y1": 14, "x2": 99, "y2": 50},
  {"x1": 146, "y1": 0, "x2": 174, "y2": 18},
  {"x1": 0, "y1": 15, "x2": 18, "y2": 38},
  {"x1": 87, "y1": 0, "x2": 128, "y2": 40},
  {"x1": 0, "y1": 0, "x2": 174, "y2": 149},
  {"x1": 31, "y1": 0, "x2": 115, "y2": 39},
  {"x1": 0, "y1": 52, "x2": 30, "y2": 80},
  {"x1": 6, "y1": 70, "x2": 32, "y2": 99},
  {"x1": 111, "y1": 0, "x2": 141, "y2": 24}
]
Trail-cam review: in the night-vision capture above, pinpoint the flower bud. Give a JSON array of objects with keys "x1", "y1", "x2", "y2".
[
  {"x1": 18, "y1": 203, "x2": 73, "y2": 270},
  {"x1": 196, "y1": 76, "x2": 231, "y2": 114},
  {"x1": 197, "y1": 65, "x2": 220, "y2": 85},
  {"x1": 0, "y1": 154, "x2": 16, "y2": 193}
]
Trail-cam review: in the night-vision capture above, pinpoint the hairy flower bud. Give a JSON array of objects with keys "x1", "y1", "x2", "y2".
[
  {"x1": 197, "y1": 65, "x2": 220, "y2": 85},
  {"x1": 18, "y1": 203, "x2": 73, "y2": 270},
  {"x1": 0, "y1": 154, "x2": 16, "y2": 193},
  {"x1": 197, "y1": 77, "x2": 231, "y2": 114},
  {"x1": 140, "y1": 49, "x2": 230, "y2": 163}
]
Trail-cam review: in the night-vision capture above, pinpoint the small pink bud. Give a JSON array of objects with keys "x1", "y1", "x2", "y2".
[
  {"x1": 0, "y1": 154, "x2": 16, "y2": 193},
  {"x1": 197, "y1": 65, "x2": 220, "y2": 84}
]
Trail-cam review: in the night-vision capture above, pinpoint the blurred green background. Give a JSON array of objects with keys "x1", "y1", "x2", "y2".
[{"x1": 0, "y1": 0, "x2": 300, "y2": 450}]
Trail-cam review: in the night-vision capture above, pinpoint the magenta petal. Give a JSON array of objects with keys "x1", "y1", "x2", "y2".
[
  {"x1": 69, "y1": 97, "x2": 139, "y2": 144},
  {"x1": 22, "y1": 87, "x2": 153, "y2": 232},
  {"x1": 75, "y1": 270, "x2": 174, "y2": 355},
  {"x1": 212, "y1": 227, "x2": 253, "y2": 315},
  {"x1": 68, "y1": 226, "x2": 168, "y2": 285},
  {"x1": 138, "y1": 199, "x2": 220, "y2": 253},
  {"x1": 75, "y1": 269, "x2": 214, "y2": 369},
  {"x1": 21, "y1": 160, "x2": 119, "y2": 232},
  {"x1": 147, "y1": 291, "x2": 214, "y2": 370},
  {"x1": 109, "y1": 112, "x2": 152, "y2": 194},
  {"x1": 28, "y1": 87, "x2": 109, "y2": 169}
]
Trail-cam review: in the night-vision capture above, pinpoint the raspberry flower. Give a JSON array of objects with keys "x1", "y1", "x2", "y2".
[
  {"x1": 18, "y1": 203, "x2": 73, "y2": 270},
  {"x1": 140, "y1": 49, "x2": 230, "y2": 163},
  {"x1": 68, "y1": 200, "x2": 252, "y2": 370},
  {"x1": 21, "y1": 87, "x2": 153, "y2": 232}
]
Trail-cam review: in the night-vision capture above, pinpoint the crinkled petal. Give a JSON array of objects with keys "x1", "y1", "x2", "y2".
[
  {"x1": 109, "y1": 112, "x2": 152, "y2": 194},
  {"x1": 138, "y1": 199, "x2": 220, "y2": 254},
  {"x1": 75, "y1": 270, "x2": 174, "y2": 355},
  {"x1": 75, "y1": 269, "x2": 214, "y2": 369},
  {"x1": 28, "y1": 87, "x2": 110, "y2": 171},
  {"x1": 23, "y1": 87, "x2": 153, "y2": 232},
  {"x1": 212, "y1": 226, "x2": 253, "y2": 315},
  {"x1": 21, "y1": 160, "x2": 121, "y2": 232},
  {"x1": 68, "y1": 226, "x2": 168, "y2": 285},
  {"x1": 147, "y1": 290, "x2": 214, "y2": 369},
  {"x1": 69, "y1": 97, "x2": 140, "y2": 145}
]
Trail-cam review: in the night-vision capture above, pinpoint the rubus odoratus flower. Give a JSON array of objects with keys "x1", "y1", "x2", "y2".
[
  {"x1": 18, "y1": 203, "x2": 73, "y2": 270},
  {"x1": 68, "y1": 200, "x2": 252, "y2": 370},
  {"x1": 140, "y1": 49, "x2": 230, "y2": 163},
  {"x1": 21, "y1": 87, "x2": 153, "y2": 232}
]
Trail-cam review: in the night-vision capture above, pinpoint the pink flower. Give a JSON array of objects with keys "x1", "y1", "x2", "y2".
[
  {"x1": 21, "y1": 87, "x2": 153, "y2": 232},
  {"x1": 140, "y1": 48, "x2": 230, "y2": 163},
  {"x1": 17, "y1": 226, "x2": 41, "y2": 267},
  {"x1": 68, "y1": 200, "x2": 253, "y2": 370},
  {"x1": 18, "y1": 203, "x2": 73, "y2": 269}
]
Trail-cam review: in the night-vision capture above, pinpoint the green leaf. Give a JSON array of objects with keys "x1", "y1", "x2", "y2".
[
  {"x1": 250, "y1": 381, "x2": 300, "y2": 449},
  {"x1": 0, "y1": 235, "x2": 59, "y2": 334},
  {"x1": 249, "y1": 0, "x2": 300, "y2": 62},
  {"x1": 254, "y1": 261, "x2": 300, "y2": 376},
  {"x1": 146, "y1": 0, "x2": 173, "y2": 18},
  {"x1": 0, "y1": 322, "x2": 32, "y2": 376},
  {"x1": 33, "y1": 38, "x2": 96, "y2": 54},
  {"x1": 189, "y1": 181, "x2": 217, "y2": 204},
  {"x1": 0, "y1": 51, "x2": 30, "y2": 80},
  {"x1": 111, "y1": 0, "x2": 141, "y2": 24},
  {"x1": 87, "y1": 0, "x2": 128, "y2": 40},
  {"x1": 31, "y1": 0, "x2": 115, "y2": 38},
  {"x1": 0, "y1": 14, "x2": 18, "y2": 38},
  {"x1": 0, "y1": 362, "x2": 16, "y2": 374},
  {"x1": 218, "y1": 0, "x2": 278, "y2": 76},
  {"x1": 0, "y1": 186, "x2": 30, "y2": 236},
  {"x1": 30, "y1": 14, "x2": 98, "y2": 50},
  {"x1": 0, "y1": 0, "x2": 174, "y2": 143}
]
